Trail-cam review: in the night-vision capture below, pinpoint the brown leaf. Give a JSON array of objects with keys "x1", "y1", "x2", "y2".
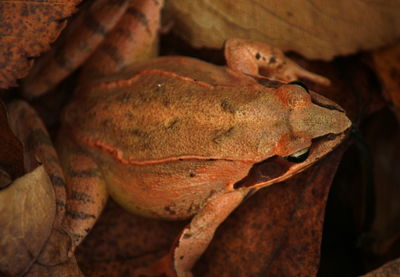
[
  {"x1": 0, "y1": 99, "x2": 24, "y2": 183},
  {"x1": 0, "y1": 166, "x2": 55, "y2": 276},
  {"x1": 195, "y1": 148, "x2": 347, "y2": 276},
  {"x1": 371, "y1": 43, "x2": 400, "y2": 121},
  {"x1": 0, "y1": 0, "x2": 82, "y2": 88},
  {"x1": 164, "y1": 0, "x2": 400, "y2": 60}
]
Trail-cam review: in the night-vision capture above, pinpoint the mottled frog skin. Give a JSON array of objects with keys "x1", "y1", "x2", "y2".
[{"x1": 61, "y1": 56, "x2": 350, "y2": 222}]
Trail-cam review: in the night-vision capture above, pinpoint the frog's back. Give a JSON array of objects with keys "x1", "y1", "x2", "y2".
[{"x1": 63, "y1": 57, "x2": 286, "y2": 163}]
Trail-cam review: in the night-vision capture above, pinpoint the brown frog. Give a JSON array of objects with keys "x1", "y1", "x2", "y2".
[{"x1": 21, "y1": 0, "x2": 351, "y2": 276}]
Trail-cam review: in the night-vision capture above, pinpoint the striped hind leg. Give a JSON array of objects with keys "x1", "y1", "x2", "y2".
[
  {"x1": 7, "y1": 100, "x2": 67, "y2": 225},
  {"x1": 80, "y1": 0, "x2": 164, "y2": 80},
  {"x1": 57, "y1": 131, "x2": 108, "y2": 252},
  {"x1": 22, "y1": 0, "x2": 131, "y2": 97}
]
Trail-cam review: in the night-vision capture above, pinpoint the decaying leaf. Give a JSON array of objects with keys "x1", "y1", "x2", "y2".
[
  {"x1": 163, "y1": 0, "x2": 400, "y2": 60},
  {"x1": 0, "y1": 0, "x2": 81, "y2": 89},
  {"x1": 0, "y1": 166, "x2": 55, "y2": 276},
  {"x1": 371, "y1": 43, "x2": 400, "y2": 121}
]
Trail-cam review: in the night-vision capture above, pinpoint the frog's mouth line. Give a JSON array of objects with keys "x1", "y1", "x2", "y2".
[{"x1": 233, "y1": 130, "x2": 349, "y2": 190}]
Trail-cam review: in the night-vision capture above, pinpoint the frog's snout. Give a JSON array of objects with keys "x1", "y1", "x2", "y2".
[{"x1": 291, "y1": 104, "x2": 352, "y2": 138}]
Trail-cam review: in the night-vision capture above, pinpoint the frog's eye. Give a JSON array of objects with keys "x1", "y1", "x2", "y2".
[
  {"x1": 284, "y1": 147, "x2": 310, "y2": 163},
  {"x1": 289, "y1": 81, "x2": 309, "y2": 93}
]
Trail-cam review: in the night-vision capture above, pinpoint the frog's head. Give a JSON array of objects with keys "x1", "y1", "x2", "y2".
[
  {"x1": 272, "y1": 81, "x2": 351, "y2": 158},
  {"x1": 234, "y1": 81, "x2": 351, "y2": 190}
]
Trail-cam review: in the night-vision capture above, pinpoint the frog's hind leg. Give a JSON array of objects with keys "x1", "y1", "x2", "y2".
[
  {"x1": 22, "y1": 0, "x2": 132, "y2": 98},
  {"x1": 7, "y1": 101, "x2": 67, "y2": 225},
  {"x1": 224, "y1": 38, "x2": 330, "y2": 86},
  {"x1": 57, "y1": 133, "x2": 108, "y2": 252},
  {"x1": 134, "y1": 190, "x2": 247, "y2": 277},
  {"x1": 81, "y1": 0, "x2": 164, "y2": 80}
]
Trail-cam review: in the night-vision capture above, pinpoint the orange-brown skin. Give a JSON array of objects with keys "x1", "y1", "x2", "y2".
[
  {"x1": 22, "y1": 1, "x2": 350, "y2": 276},
  {"x1": 59, "y1": 55, "x2": 350, "y2": 276}
]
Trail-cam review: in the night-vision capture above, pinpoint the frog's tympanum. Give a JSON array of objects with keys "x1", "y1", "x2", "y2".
[{"x1": 22, "y1": 0, "x2": 351, "y2": 276}]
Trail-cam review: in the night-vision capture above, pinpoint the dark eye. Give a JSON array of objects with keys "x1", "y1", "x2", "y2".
[
  {"x1": 284, "y1": 147, "x2": 310, "y2": 163},
  {"x1": 289, "y1": 81, "x2": 309, "y2": 93}
]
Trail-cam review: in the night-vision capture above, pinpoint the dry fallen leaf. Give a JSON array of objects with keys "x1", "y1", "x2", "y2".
[
  {"x1": 0, "y1": 0, "x2": 81, "y2": 89},
  {"x1": 0, "y1": 166, "x2": 55, "y2": 276},
  {"x1": 164, "y1": 0, "x2": 400, "y2": 60}
]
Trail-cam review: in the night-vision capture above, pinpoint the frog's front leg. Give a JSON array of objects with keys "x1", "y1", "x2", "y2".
[
  {"x1": 134, "y1": 190, "x2": 247, "y2": 277},
  {"x1": 57, "y1": 133, "x2": 108, "y2": 253},
  {"x1": 225, "y1": 38, "x2": 330, "y2": 86}
]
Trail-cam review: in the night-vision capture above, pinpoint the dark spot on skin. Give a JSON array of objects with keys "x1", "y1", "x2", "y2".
[
  {"x1": 221, "y1": 100, "x2": 236, "y2": 114},
  {"x1": 84, "y1": 11, "x2": 107, "y2": 35},
  {"x1": 166, "y1": 119, "x2": 179, "y2": 129},
  {"x1": 164, "y1": 206, "x2": 176, "y2": 215},
  {"x1": 66, "y1": 210, "x2": 96, "y2": 220},
  {"x1": 213, "y1": 127, "x2": 234, "y2": 144},
  {"x1": 139, "y1": 91, "x2": 154, "y2": 102},
  {"x1": 25, "y1": 129, "x2": 53, "y2": 151},
  {"x1": 269, "y1": 56, "x2": 277, "y2": 64},
  {"x1": 55, "y1": 200, "x2": 66, "y2": 207},
  {"x1": 49, "y1": 174, "x2": 66, "y2": 187},
  {"x1": 70, "y1": 190, "x2": 94, "y2": 203},
  {"x1": 189, "y1": 172, "x2": 196, "y2": 177},
  {"x1": 100, "y1": 43, "x2": 124, "y2": 67},
  {"x1": 180, "y1": 256, "x2": 184, "y2": 260},
  {"x1": 287, "y1": 11, "x2": 293, "y2": 16},
  {"x1": 255, "y1": 78, "x2": 283, "y2": 88},
  {"x1": 179, "y1": 158, "x2": 184, "y2": 161},
  {"x1": 130, "y1": 128, "x2": 147, "y2": 138},
  {"x1": 69, "y1": 169, "x2": 99, "y2": 178},
  {"x1": 183, "y1": 233, "x2": 192, "y2": 239},
  {"x1": 208, "y1": 189, "x2": 217, "y2": 199},
  {"x1": 255, "y1": 52, "x2": 261, "y2": 60},
  {"x1": 127, "y1": 7, "x2": 151, "y2": 34},
  {"x1": 101, "y1": 119, "x2": 113, "y2": 128},
  {"x1": 115, "y1": 93, "x2": 132, "y2": 103}
]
